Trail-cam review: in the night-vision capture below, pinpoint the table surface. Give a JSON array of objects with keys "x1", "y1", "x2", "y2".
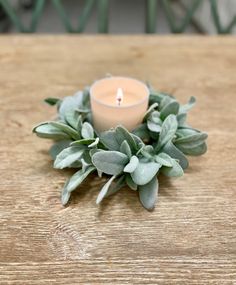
[{"x1": 0, "y1": 35, "x2": 236, "y2": 285}]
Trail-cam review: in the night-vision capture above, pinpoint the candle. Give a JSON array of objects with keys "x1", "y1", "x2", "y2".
[{"x1": 90, "y1": 76, "x2": 149, "y2": 132}]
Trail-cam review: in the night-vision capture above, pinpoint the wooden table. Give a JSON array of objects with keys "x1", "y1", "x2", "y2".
[{"x1": 0, "y1": 36, "x2": 236, "y2": 285}]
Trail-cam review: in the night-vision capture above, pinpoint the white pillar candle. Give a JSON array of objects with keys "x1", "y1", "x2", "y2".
[{"x1": 90, "y1": 76, "x2": 149, "y2": 132}]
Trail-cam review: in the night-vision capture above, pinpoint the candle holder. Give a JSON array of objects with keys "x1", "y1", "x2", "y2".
[{"x1": 33, "y1": 78, "x2": 208, "y2": 210}]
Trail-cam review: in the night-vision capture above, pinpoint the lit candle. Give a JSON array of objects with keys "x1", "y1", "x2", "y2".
[{"x1": 90, "y1": 76, "x2": 149, "y2": 132}]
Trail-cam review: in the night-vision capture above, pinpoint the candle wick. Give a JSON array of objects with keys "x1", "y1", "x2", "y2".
[{"x1": 116, "y1": 88, "x2": 124, "y2": 106}]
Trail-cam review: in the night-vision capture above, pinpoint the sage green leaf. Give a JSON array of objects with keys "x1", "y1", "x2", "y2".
[
  {"x1": 176, "y1": 113, "x2": 187, "y2": 126},
  {"x1": 120, "y1": 140, "x2": 132, "y2": 158},
  {"x1": 89, "y1": 148, "x2": 102, "y2": 157},
  {"x1": 49, "y1": 140, "x2": 72, "y2": 160},
  {"x1": 139, "y1": 145, "x2": 154, "y2": 159},
  {"x1": 61, "y1": 180, "x2": 71, "y2": 206},
  {"x1": 115, "y1": 126, "x2": 137, "y2": 152},
  {"x1": 81, "y1": 122, "x2": 94, "y2": 139},
  {"x1": 88, "y1": 137, "x2": 100, "y2": 148},
  {"x1": 149, "y1": 91, "x2": 167, "y2": 104},
  {"x1": 105, "y1": 175, "x2": 126, "y2": 197},
  {"x1": 44, "y1": 97, "x2": 60, "y2": 106},
  {"x1": 131, "y1": 161, "x2": 161, "y2": 185},
  {"x1": 65, "y1": 110, "x2": 80, "y2": 130},
  {"x1": 149, "y1": 111, "x2": 162, "y2": 124},
  {"x1": 33, "y1": 123, "x2": 70, "y2": 140},
  {"x1": 147, "y1": 120, "x2": 162, "y2": 133},
  {"x1": 159, "y1": 95, "x2": 172, "y2": 110},
  {"x1": 160, "y1": 100, "x2": 180, "y2": 120},
  {"x1": 174, "y1": 132, "x2": 208, "y2": 145},
  {"x1": 59, "y1": 96, "x2": 78, "y2": 119},
  {"x1": 143, "y1": 103, "x2": 158, "y2": 121},
  {"x1": 154, "y1": 153, "x2": 173, "y2": 167},
  {"x1": 132, "y1": 124, "x2": 150, "y2": 141},
  {"x1": 76, "y1": 107, "x2": 90, "y2": 113},
  {"x1": 54, "y1": 146, "x2": 84, "y2": 169},
  {"x1": 50, "y1": 121, "x2": 80, "y2": 140},
  {"x1": 96, "y1": 175, "x2": 116, "y2": 204},
  {"x1": 124, "y1": 155, "x2": 139, "y2": 173},
  {"x1": 157, "y1": 114, "x2": 178, "y2": 150},
  {"x1": 161, "y1": 159, "x2": 184, "y2": 177},
  {"x1": 176, "y1": 127, "x2": 199, "y2": 137},
  {"x1": 100, "y1": 130, "x2": 120, "y2": 151},
  {"x1": 139, "y1": 176, "x2": 158, "y2": 210},
  {"x1": 71, "y1": 138, "x2": 96, "y2": 146},
  {"x1": 179, "y1": 96, "x2": 196, "y2": 113},
  {"x1": 67, "y1": 166, "x2": 96, "y2": 193},
  {"x1": 125, "y1": 174, "x2": 137, "y2": 190},
  {"x1": 162, "y1": 141, "x2": 189, "y2": 169},
  {"x1": 92, "y1": 151, "x2": 129, "y2": 175},
  {"x1": 131, "y1": 133, "x2": 145, "y2": 149},
  {"x1": 176, "y1": 142, "x2": 207, "y2": 156}
]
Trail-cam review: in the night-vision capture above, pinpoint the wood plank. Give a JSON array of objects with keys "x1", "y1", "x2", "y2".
[{"x1": 0, "y1": 36, "x2": 236, "y2": 284}]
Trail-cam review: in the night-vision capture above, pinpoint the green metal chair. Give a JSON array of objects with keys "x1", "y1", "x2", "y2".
[{"x1": 0, "y1": 0, "x2": 236, "y2": 34}]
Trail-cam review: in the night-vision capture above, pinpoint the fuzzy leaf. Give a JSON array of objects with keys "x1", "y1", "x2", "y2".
[
  {"x1": 92, "y1": 151, "x2": 129, "y2": 175},
  {"x1": 67, "y1": 166, "x2": 96, "y2": 192},
  {"x1": 96, "y1": 175, "x2": 116, "y2": 204},
  {"x1": 100, "y1": 130, "x2": 120, "y2": 151},
  {"x1": 160, "y1": 100, "x2": 180, "y2": 120},
  {"x1": 71, "y1": 138, "x2": 96, "y2": 146},
  {"x1": 154, "y1": 153, "x2": 173, "y2": 167},
  {"x1": 132, "y1": 124, "x2": 150, "y2": 141},
  {"x1": 105, "y1": 176, "x2": 126, "y2": 197},
  {"x1": 157, "y1": 114, "x2": 178, "y2": 150},
  {"x1": 51, "y1": 121, "x2": 80, "y2": 140},
  {"x1": 125, "y1": 174, "x2": 137, "y2": 190},
  {"x1": 179, "y1": 96, "x2": 196, "y2": 113},
  {"x1": 49, "y1": 140, "x2": 72, "y2": 160},
  {"x1": 54, "y1": 146, "x2": 84, "y2": 169},
  {"x1": 88, "y1": 137, "x2": 100, "y2": 148},
  {"x1": 33, "y1": 123, "x2": 70, "y2": 140},
  {"x1": 44, "y1": 97, "x2": 60, "y2": 106},
  {"x1": 115, "y1": 126, "x2": 137, "y2": 152},
  {"x1": 176, "y1": 113, "x2": 187, "y2": 126},
  {"x1": 124, "y1": 155, "x2": 139, "y2": 173},
  {"x1": 61, "y1": 180, "x2": 71, "y2": 206},
  {"x1": 176, "y1": 142, "x2": 207, "y2": 156},
  {"x1": 131, "y1": 161, "x2": 161, "y2": 185},
  {"x1": 163, "y1": 141, "x2": 189, "y2": 169},
  {"x1": 161, "y1": 159, "x2": 184, "y2": 177},
  {"x1": 147, "y1": 120, "x2": 162, "y2": 133},
  {"x1": 65, "y1": 110, "x2": 80, "y2": 130},
  {"x1": 120, "y1": 140, "x2": 132, "y2": 158},
  {"x1": 81, "y1": 122, "x2": 94, "y2": 139},
  {"x1": 139, "y1": 176, "x2": 158, "y2": 210},
  {"x1": 175, "y1": 132, "x2": 208, "y2": 145},
  {"x1": 143, "y1": 103, "x2": 158, "y2": 121}
]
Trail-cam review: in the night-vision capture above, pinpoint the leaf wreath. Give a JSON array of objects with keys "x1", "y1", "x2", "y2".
[{"x1": 33, "y1": 85, "x2": 207, "y2": 210}]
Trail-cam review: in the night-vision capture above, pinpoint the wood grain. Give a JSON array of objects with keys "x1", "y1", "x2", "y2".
[{"x1": 0, "y1": 36, "x2": 236, "y2": 284}]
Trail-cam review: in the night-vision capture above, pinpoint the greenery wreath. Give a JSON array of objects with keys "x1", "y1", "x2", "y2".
[{"x1": 33, "y1": 83, "x2": 208, "y2": 210}]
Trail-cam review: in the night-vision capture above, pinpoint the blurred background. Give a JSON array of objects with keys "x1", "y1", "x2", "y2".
[{"x1": 0, "y1": 0, "x2": 236, "y2": 34}]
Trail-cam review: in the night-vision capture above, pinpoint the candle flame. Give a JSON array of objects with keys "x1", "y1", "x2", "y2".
[{"x1": 116, "y1": 88, "x2": 124, "y2": 106}]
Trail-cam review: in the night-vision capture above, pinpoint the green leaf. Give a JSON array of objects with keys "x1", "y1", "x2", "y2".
[
  {"x1": 139, "y1": 176, "x2": 158, "y2": 210},
  {"x1": 115, "y1": 126, "x2": 137, "y2": 153},
  {"x1": 179, "y1": 96, "x2": 196, "y2": 113},
  {"x1": 159, "y1": 95, "x2": 173, "y2": 110},
  {"x1": 176, "y1": 142, "x2": 207, "y2": 156},
  {"x1": 81, "y1": 122, "x2": 94, "y2": 139},
  {"x1": 174, "y1": 132, "x2": 208, "y2": 145},
  {"x1": 65, "y1": 110, "x2": 80, "y2": 130},
  {"x1": 67, "y1": 166, "x2": 96, "y2": 192},
  {"x1": 105, "y1": 175, "x2": 126, "y2": 197},
  {"x1": 132, "y1": 124, "x2": 150, "y2": 141},
  {"x1": 44, "y1": 97, "x2": 61, "y2": 106},
  {"x1": 131, "y1": 133, "x2": 145, "y2": 149},
  {"x1": 176, "y1": 113, "x2": 187, "y2": 126},
  {"x1": 92, "y1": 151, "x2": 129, "y2": 175},
  {"x1": 33, "y1": 123, "x2": 70, "y2": 140},
  {"x1": 96, "y1": 175, "x2": 116, "y2": 204},
  {"x1": 99, "y1": 130, "x2": 120, "y2": 151},
  {"x1": 160, "y1": 100, "x2": 180, "y2": 120},
  {"x1": 124, "y1": 155, "x2": 139, "y2": 173},
  {"x1": 161, "y1": 159, "x2": 184, "y2": 177},
  {"x1": 143, "y1": 103, "x2": 158, "y2": 121},
  {"x1": 50, "y1": 121, "x2": 80, "y2": 140},
  {"x1": 54, "y1": 146, "x2": 85, "y2": 169},
  {"x1": 120, "y1": 140, "x2": 132, "y2": 158},
  {"x1": 157, "y1": 114, "x2": 178, "y2": 150},
  {"x1": 61, "y1": 180, "x2": 71, "y2": 206},
  {"x1": 125, "y1": 174, "x2": 137, "y2": 190},
  {"x1": 71, "y1": 138, "x2": 96, "y2": 146},
  {"x1": 154, "y1": 153, "x2": 173, "y2": 167},
  {"x1": 147, "y1": 120, "x2": 162, "y2": 133},
  {"x1": 88, "y1": 137, "x2": 100, "y2": 148},
  {"x1": 149, "y1": 111, "x2": 162, "y2": 124},
  {"x1": 131, "y1": 161, "x2": 161, "y2": 185},
  {"x1": 49, "y1": 140, "x2": 72, "y2": 160},
  {"x1": 162, "y1": 141, "x2": 189, "y2": 170}
]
